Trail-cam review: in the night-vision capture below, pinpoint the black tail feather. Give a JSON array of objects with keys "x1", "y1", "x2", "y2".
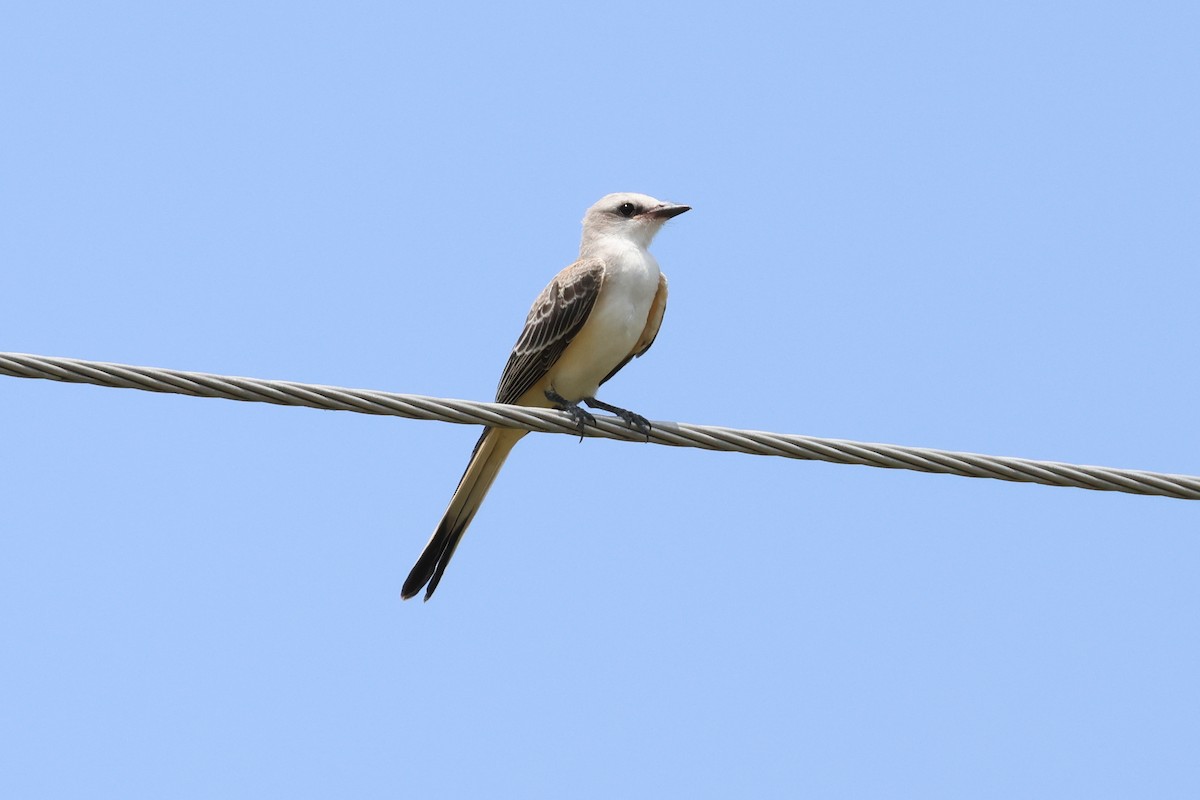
[{"x1": 401, "y1": 428, "x2": 518, "y2": 601}]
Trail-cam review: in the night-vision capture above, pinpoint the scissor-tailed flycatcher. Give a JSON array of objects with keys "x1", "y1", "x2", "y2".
[{"x1": 401, "y1": 192, "x2": 690, "y2": 601}]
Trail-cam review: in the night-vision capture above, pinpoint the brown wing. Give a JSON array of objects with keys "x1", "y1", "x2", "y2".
[
  {"x1": 600, "y1": 272, "x2": 669, "y2": 386},
  {"x1": 495, "y1": 259, "x2": 606, "y2": 406}
]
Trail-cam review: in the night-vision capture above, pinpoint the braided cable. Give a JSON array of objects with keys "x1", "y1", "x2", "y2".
[{"x1": 2, "y1": 351, "x2": 1196, "y2": 500}]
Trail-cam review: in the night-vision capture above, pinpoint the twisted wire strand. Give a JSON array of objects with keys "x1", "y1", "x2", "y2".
[{"x1": 2, "y1": 351, "x2": 1197, "y2": 500}]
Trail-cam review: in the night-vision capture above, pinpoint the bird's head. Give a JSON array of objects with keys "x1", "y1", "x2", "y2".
[{"x1": 580, "y1": 192, "x2": 690, "y2": 252}]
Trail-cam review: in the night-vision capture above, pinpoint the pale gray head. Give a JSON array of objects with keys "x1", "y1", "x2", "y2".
[{"x1": 579, "y1": 192, "x2": 690, "y2": 253}]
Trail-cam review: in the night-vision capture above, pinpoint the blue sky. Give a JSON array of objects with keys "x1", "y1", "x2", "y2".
[{"x1": 3, "y1": 2, "x2": 1199, "y2": 797}]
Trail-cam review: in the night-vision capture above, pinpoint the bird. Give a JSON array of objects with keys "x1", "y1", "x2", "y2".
[{"x1": 401, "y1": 192, "x2": 690, "y2": 601}]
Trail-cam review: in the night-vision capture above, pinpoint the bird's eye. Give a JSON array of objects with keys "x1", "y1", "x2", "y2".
[{"x1": 617, "y1": 202, "x2": 638, "y2": 218}]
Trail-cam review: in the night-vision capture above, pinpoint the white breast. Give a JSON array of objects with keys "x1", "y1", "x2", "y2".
[{"x1": 543, "y1": 243, "x2": 660, "y2": 402}]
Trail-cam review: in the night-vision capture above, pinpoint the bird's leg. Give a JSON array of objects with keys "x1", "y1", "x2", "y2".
[
  {"x1": 583, "y1": 397, "x2": 652, "y2": 439},
  {"x1": 544, "y1": 388, "x2": 596, "y2": 440}
]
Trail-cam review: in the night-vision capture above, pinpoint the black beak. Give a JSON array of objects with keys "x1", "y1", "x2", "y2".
[{"x1": 645, "y1": 203, "x2": 691, "y2": 220}]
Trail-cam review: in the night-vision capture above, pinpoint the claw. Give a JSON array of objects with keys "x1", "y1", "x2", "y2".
[
  {"x1": 563, "y1": 405, "x2": 595, "y2": 439},
  {"x1": 583, "y1": 397, "x2": 652, "y2": 441},
  {"x1": 545, "y1": 389, "x2": 595, "y2": 441},
  {"x1": 618, "y1": 410, "x2": 652, "y2": 438}
]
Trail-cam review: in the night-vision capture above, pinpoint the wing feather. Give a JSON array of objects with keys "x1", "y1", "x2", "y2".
[{"x1": 495, "y1": 259, "x2": 605, "y2": 405}]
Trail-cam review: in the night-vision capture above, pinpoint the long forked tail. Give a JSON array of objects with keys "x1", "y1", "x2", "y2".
[{"x1": 401, "y1": 427, "x2": 523, "y2": 601}]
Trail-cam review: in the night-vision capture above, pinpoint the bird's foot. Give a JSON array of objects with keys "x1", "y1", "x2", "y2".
[
  {"x1": 545, "y1": 389, "x2": 595, "y2": 440},
  {"x1": 583, "y1": 397, "x2": 652, "y2": 440}
]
